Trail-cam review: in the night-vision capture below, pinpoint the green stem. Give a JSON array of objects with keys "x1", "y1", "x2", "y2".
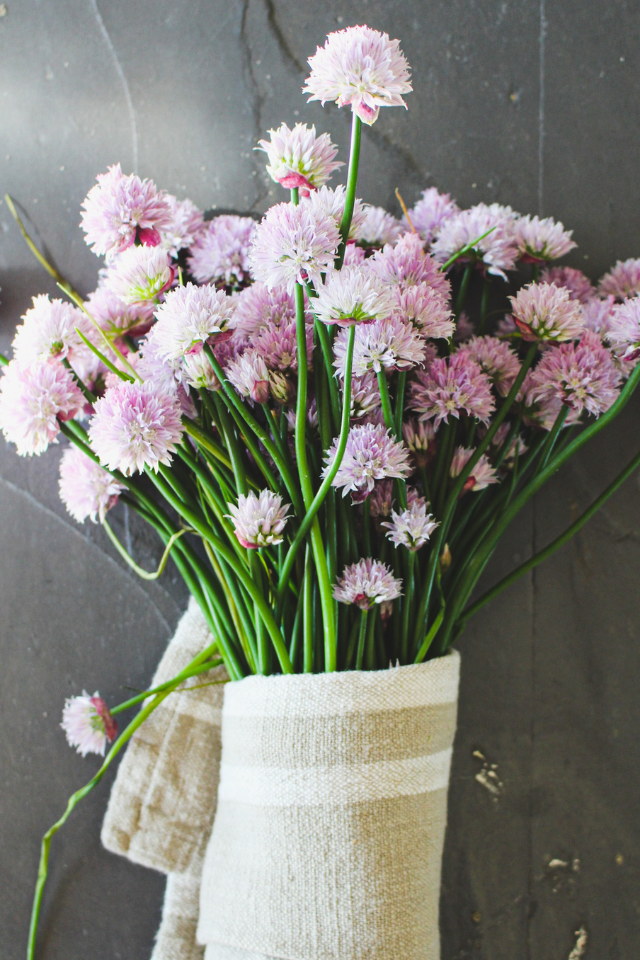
[
  {"x1": 355, "y1": 608, "x2": 369, "y2": 670},
  {"x1": 4, "y1": 193, "x2": 82, "y2": 301},
  {"x1": 111, "y1": 659, "x2": 224, "y2": 714},
  {"x1": 303, "y1": 546, "x2": 314, "y2": 673},
  {"x1": 455, "y1": 265, "x2": 472, "y2": 317},
  {"x1": 102, "y1": 521, "x2": 190, "y2": 580},
  {"x1": 335, "y1": 111, "x2": 362, "y2": 268},
  {"x1": 400, "y1": 551, "x2": 416, "y2": 664},
  {"x1": 394, "y1": 372, "x2": 406, "y2": 440},
  {"x1": 376, "y1": 369, "x2": 395, "y2": 433}
]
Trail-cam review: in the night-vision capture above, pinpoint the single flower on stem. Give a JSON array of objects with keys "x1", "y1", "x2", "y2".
[
  {"x1": 249, "y1": 201, "x2": 340, "y2": 293},
  {"x1": 303, "y1": 25, "x2": 412, "y2": 125},
  {"x1": 598, "y1": 258, "x2": 640, "y2": 301},
  {"x1": 58, "y1": 446, "x2": 124, "y2": 523},
  {"x1": 409, "y1": 352, "x2": 495, "y2": 428},
  {"x1": 105, "y1": 246, "x2": 175, "y2": 305},
  {"x1": 0, "y1": 359, "x2": 84, "y2": 456},
  {"x1": 12, "y1": 295, "x2": 86, "y2": 364},
  {"x1": 225, "y1": 490, "x2": 291, "y2": 548},
  {"x1": 450, "y1": 446, "x2": 499, "y2": 492},
  {"x1": 457, "y1": 335, "x2": 521, "y2": 397},
  {"x1": 514, "y1": 214, "x2": 576, "y2": 262},
  {"x1": 80, "y1": 163, "x2": 173, "y2": 260},
  {"x1": 314, "y1": 264, "x2": 396, "y2": 327},
  {"x1": 324, "y1": 421, "x2": 412, "y2": 500},
  {"x1": 382, "y1": 496, "x2": 439, "y2": 551},
  {"x1": 333, "y1": 558, "x2": 402, "y2": 608},
  {"x1": 509, "y1": 282, "x2": 584, "y2": 342},
  {"x1": 225, "y1": 350, "x2": 271, "y2": 404},
  {"x1": 233, "y1": 281, "x2": 297, "y2": 337},
  {"x1": 89, "y1": 380, "x2": 184, "y2": 475},
  {"x1": 370, "y1": 232, "x2": 451, "y2": 301},
  {"x1": 152, "y1": 282, "x2": 236, "y2": 360},
  {"x1": 333, "y1": 315, "x2": 426, "y2": 377},
  {"x1": 405, "y1": 187, "x2": 459, "y2": 243},
  {"x1": 256, "y1": 122, "x2": 343, "y2": 192},
  {"x1": 61, "y1": 691, "x2": 118, "y2": 756},
  {"x1": 251, "y1": 317, "x2": 313, "y2": 372},
  {"x1": 431, "y1": 203, "x2": 519, "y2": 279},
  {"x1": 528, "y1": 330, "x2": 622, "y2": 417},
  {"x1": 392, "y1": 283, "x2": 455, "y2": 339},
  {"x1": 187, "y1": 214, "x2": 257, "y2": 286}
]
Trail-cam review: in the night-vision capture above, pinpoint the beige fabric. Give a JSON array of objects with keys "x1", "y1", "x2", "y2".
[
  {"x1": 101, "y1": 595, "x2": 227, "y2": 874},
  {"x1": 152, "y1": 870, "x2": 206, "y2": 960},
  {"x1": 198, "y1": 652, "x2": 460, "y2": 960}
]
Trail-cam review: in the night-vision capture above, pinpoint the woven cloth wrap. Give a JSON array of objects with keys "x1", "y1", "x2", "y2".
[
  {"x1": 101, "y1": 596, "x2": 227, "y2": 960},
  {"x1": 198, "y1": 651, "x2": 460, "y2": 960}
]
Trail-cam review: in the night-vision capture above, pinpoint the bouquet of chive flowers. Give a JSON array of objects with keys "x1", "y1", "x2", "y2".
[{"x1": 6, "y1": 23, "x2": 640, "y2": 960}]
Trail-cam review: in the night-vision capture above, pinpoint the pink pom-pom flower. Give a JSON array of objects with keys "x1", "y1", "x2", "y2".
[
  {"x1": 61, "y1": 691, "x2": 118, "y2": 756},
  {"x1": 0, "y1": 359, "x2": 84, "y2": 456},
  {"x1": 333, "y1": 558, "x2": 402, "y2": 609},
  {"x1": 58, "y1": 446, "x2": 124, "y2": 524}
]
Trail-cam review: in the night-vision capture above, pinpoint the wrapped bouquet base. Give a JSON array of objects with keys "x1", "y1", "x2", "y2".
[{"x1": 198, "y1": 652, "x2": 460, "y2": 960}]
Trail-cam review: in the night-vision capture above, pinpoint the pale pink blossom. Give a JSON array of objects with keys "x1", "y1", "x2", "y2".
[
  {"x1": 225, "y1": 350, "x2": 270, "y2": 404},
  {"x1": 458, "y1": 335, "x2": 521, "y2": 396},
  {"x1": 514, "y1": 215, "x2": 576, "y2": 262},
  {"x1": 450, "y1": 446, "x2": 499, "y2": 491},
  {"x1": 509, "y1": 282, "x2": 584, "y2": 342},
  {"x1": 324, "y1": 421, "x2": 411, "y2": 500},
  {"x1": 540, "y1": 265, "x2": 594, "y2": 304},
  {"x1": 303, "y1": 25, "x2": 412, "y2": 125},
  {"x1": 333, "y1": 314, "x2": 426, "y2": 377},
  {"x1": 598, "y1": 258, "x2": 640, "y2": 301},
  {"x1": 80, "y1": 164, "x2": 172, "y2": 260},
  {"x1": 333, "y1": 558, "x2": 402, "y2": 609},
  {"x1": 85, "y1": 285, "x2": 155, "y2": 337},
  {"x1": 392, "y1": 283, "x2": 454, "y2": 339},
  {"x1": 369, "y1": 232, "x2": 451, "y2": 301},
  {"x1": 61, "y1": 691, "x2": 118, "y2": 756},
  {"x1": 181, "y1": 350, "x2": 221, "y2": 392},
  {"x1": 605, "y1": 296, "x2": 640, "y2": 361},
  {"x1": 188, "y1": 215, "x2": 257, "y2": 285},
  {"x1": 105, "y1": 246, "x2": 174, "y2": 305},
  {"x1": 251, "y1": 316, "x2": 313, "y2": 373},
  {"x1": 359, "y1": 205, "x2": 404, "y2": 246},
  {"x1": 0, "y1": 359, "x2": 83, "y2": 456},
  {"x1": 348, "y1": 372, "x2": 380, "y2": 419},
  {"x1": 89, "y1": 381, "x2": 184, "y2": 475},
  {"x1": 402, "y1": 418, "x2": 436, "y2": 467},
  {"x1": 160, "y1": 195, "x2": 205, "y2": 258},
  {"x1": 409, "y1": 353, "x2": 495, "y2": 427},
  {"x1": 249, "y1": 200, "x2": 340, "y2": 293},
  {"x1": 225, "y1": 490, "x2": 291, "y2": 548},
  {"x1": 233, "y1": 282, "x2": 296, "y2": 337},
  {"x1": 432, "y1": 203, "x2": 519, "y2": 279},
  {"x1": 257, "y1": 122, "x2": 342, "y2": 191},
  {"x1": 582, "y1": 295, "x2": 617, "y2": 337},
  {"x1": 343, "y1": 242, "x2": 366, "y2": 267},
  {"x1": 528, "y1": 330, "x2": 621, "y2": 416},
  {"x1": 369, "y1": 478, "x2": 394, "y2": 518},
  {"x1": 382, "y1": 497, "x2": 439, "y2": 551},
  {"x1": 405, "y1": 187, "x2": 459, "y2": 243},
  {"x1": 11, "y1": 295, "x2": 86, "y2": 364},
  {"x1": 314, "y1": 264, "x2": 395, "y2": 327},
  {"x1": 58, "y1": 445, "x2": 124, "y2": 523},
  {"x1": 152, "y1": 283, "x2": 235, "y2": 361},
  {"x1": 302, "y1": 184, "x2": 366, "y2": 241}
]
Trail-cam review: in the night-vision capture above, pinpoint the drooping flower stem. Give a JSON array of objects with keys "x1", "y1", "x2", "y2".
[{"x1": 336, "y1": 111, "x2": 362, "y2": 267}]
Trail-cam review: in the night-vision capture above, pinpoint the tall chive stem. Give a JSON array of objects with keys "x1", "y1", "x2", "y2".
[
  {"x1": 335, "y1": 111, "x2": 362, "y2": 268},
  {"x1": 355, "y1": 608, "x2": 369, "y2": 670}
]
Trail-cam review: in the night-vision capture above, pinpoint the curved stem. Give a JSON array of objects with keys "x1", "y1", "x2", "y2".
[{"x1": 102, "y1": 520, "x2": 190, "y2": 580}]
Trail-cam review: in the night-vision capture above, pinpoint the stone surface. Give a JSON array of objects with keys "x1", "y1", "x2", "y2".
[{"x1": 0, "y1": 2, "x2": 639, "y2": 959}]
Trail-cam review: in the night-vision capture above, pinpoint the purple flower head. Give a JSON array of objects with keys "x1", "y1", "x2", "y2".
[
  {"x1": 80, "y1": 164, "x2": 172, "y2": 260},
  {"x1": 582, "y1": 295, "x2": 617, "y2": 337},
  {"x1": 528, "y1": 330, "x2": 621, "y2": 417},
  {"x1": 333, "y1": 315, "x2": 426, "y2": 378},
  {"x1": 454, "y1": 311, "x2": 475, "y2": 342},
  {"x1": 225, "y1": 490, "x2": 291, "y2": 548},
  {"x1": 58, "y1": 446, "x2": 124, "y2": 524},
  {"x1": 540, "y1": 265, "x2": 594, "y2": 305},
  {"x1": 160, "y1": 195, "x2": 205, "y2": 258},
  {"x1": 432, "y1": 203, "x2": 519, "y2": 279},
  {"x1": 0, "y1": 359, "x2": 84, "y2": 456},
  {"x1": 392, "y1": 283, "x2": 454, "y2": 340},
  {"x1": 225, "y1": 350, "x2": 271, "y2": 404},
  {"x1": 105, "y1": 246, "x2": 175, "y2": 305},
  {"x1": 323, "y1": 421, "x2": 411, "y2": 500},
  {"x1": 302, "y1": 184, "x2": 366, "y2": 241},
  {"x1": 251, "y1": 316, "x2": 313, "y2": 373},
  {"x1": 256, "y1": 122, "x2": 343, "y2": 192},
  {"x1": 369, "y1": 232, "x2": 451, "y2": 301},
  {"x1": 333, "y1": 558, "x2": 402, "y2": 609},
  {"x1": 605, "y1": 296, "x2": 640, "y2": 362},
  {"x1": 343, "y1": 242, "x2": 366, "y2": 267},
  {"x1": 402, "y1": 417, "x2": 436, "y2": 467},
  {"x1": 315, "y1": 264, "x2": 396, "y2": 327},
  {"x1": 153, "y1": 282, "x2": 236, "y2": 361},
  {"x1": 61, "y1": 691, "x2": 118, "y2": 757},
  {"x1": 409, "y1": 352, "x2": 495, "y2": 428},
  {"x1": 11, "y1": 294, "x2": 86, "y2": 364},
  {"x1": 450, "y1": 446, "x2": 499, "y2": 492},
  {"x1": 405, "y1": 187, "x2": 459, "y2": 243},
  {"x1": 598, "y1": 258, "x2": 640, "y2": 301},
  {"x1": 457, "y1": 335, "x2": 521, "y2": 397},
  {"x1": 369, "y1": 478, "x2": 394, "y2": 518},
  {"x1": 303, "y1": 25, "x2": 412, "y2": 125},
  {"x1": 188, "y1": 215, "x2": 257, "y2": 285},
  {"x1": 509, "y1": 282, "x2": 584, "y2": 342},
  {"x1": 514, "y1": 215, "x2": 576, "y2": 262},
  {"x1": 381, "y1": 496, "x2": 439, "y2": 551},
  {"x1": 86, "y1": 284, "x2": 155, "y2": 338},
  {"x1": 89, "y1": 380, "x2": 184, "y2": 475},
  {"x1": 348, "y1": 372, "x2": 381, "y2": 419},
  {"x1": 359, "y1": 205, "x2": 404, "y2": 247},
  {"x1": 233, "y1": 282, "x2": 297, "y2": 337},
  {"x1": 249, "y1": 200, "x2": 340, "y2": 293},
  {"x1": 182, "y1": 349, "x2": 221, "y2": 392}
]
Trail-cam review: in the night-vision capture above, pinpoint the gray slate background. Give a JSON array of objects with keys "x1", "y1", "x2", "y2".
[{"x1": 1, "y1": 1, "x2": 639, "y2": 958}]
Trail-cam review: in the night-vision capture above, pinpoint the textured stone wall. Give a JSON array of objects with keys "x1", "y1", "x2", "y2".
[{"x1": 1, "y1": 3, "x2": 639, "y2": 958}]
